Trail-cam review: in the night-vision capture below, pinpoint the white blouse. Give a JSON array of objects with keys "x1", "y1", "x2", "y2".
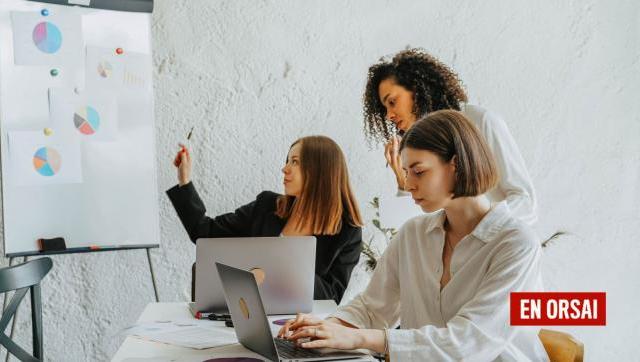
[
  {"x1": 397, "y1": 104, "x2": 538, "y2": 226},
  {"x1": 331, "y1": 202, "x2": 549, "y2": 361}
]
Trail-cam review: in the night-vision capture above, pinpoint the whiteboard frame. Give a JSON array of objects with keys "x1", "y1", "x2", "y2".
[{"x1": 0, "y1": 0, "x2": 160, "y2": 257}]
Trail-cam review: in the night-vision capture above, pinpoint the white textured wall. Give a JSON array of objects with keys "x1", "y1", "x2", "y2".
[{"x1": 1, "y1": 1, "x2": 638, "y2": 361}]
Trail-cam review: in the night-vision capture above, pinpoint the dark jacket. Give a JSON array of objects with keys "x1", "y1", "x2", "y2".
[{"x1": 166, "y1": 182, "x2": 362, "y2": 303}]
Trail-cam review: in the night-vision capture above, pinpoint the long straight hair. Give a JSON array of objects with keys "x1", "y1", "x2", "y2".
[{"x1": 275, "y1": 136, "x2": 363, "y2": 235}]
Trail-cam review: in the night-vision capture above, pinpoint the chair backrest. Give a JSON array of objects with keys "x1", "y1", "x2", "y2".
[
  {"x1": 0, "y1": 257, "x2": 53, "y2": 362},
  {"x1": 539, "y1": 329, "x2": 584, "y2": 362}
]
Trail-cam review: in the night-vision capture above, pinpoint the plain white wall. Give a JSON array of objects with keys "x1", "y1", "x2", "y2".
[{"x1": 0, "y1": 0, "x2": 638, "y2": 360}]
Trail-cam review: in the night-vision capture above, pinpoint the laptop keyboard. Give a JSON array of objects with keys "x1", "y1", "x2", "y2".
[{"x1": 274, "y1": 338, "x2": 324, "y2": 359}]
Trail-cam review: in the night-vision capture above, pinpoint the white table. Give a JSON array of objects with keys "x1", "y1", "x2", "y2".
[{"x1": 111, "y1": 301, "x2": 376, "y2": 362}]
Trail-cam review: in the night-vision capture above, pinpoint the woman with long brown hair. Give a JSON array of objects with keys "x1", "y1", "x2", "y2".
[{"x1": 166, "y1": 135, "x2": 363, "y2": 303}]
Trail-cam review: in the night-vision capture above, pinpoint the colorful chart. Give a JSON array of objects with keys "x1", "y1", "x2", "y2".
[
  {"x1": 97, "y1": 61, "x2": 113, "y2": 78},
  {"x1": 32, "y1": 21, "x2": 62, "y2": 54},
  {"x1": 73, "y1": 106, "x2": 100, "y2": 135},
  {"x1": 33, "y1": 147, "x2": 62, "y2": 176}
]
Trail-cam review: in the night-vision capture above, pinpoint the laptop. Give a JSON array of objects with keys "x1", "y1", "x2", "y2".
[
  {"x1": 215, "y1": 262, "x2": 369, "y2": 362},
  {"x1": 192, "y1": 237, "x2": 316, "y2": 315}
]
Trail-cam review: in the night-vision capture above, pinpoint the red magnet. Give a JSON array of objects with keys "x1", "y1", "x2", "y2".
[{"x1": 116, "y1": 47, "x2": 124, "y2": 55}]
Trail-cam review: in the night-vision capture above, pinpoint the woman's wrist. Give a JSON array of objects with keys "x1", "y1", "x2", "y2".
[{"x1": 357, "y1": 329, "x2": 386, "y2": 354}]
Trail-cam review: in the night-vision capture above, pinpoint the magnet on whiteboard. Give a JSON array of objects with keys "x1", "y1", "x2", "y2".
[
  {"x1": 44, "y1": 128, "x2": 53, "y2": 136},
  {"x1": 41, "y1": 9, "x2": 49, "y2": 16},
  {"x1": 50, "y1": 69, "x2": 59, "y2": 77},
  {"x1": 116, "y1": 47, "x2": 124, "y2": 55}
]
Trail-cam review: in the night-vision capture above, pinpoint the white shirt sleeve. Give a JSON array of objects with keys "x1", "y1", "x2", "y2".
[
  {"x1": 387, "y1": 236, "x2": 543, "y2": 361},
  {"x1": 330, "y1": 230, "x2": 402, "y2": 329},
  {"x1": 475, "y1": 108, "x2": 538, "y2": 225}
]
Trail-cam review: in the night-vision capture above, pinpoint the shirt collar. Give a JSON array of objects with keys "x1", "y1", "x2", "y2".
[
  {"x1": 470, "y1": 201, "x2": 510, "y2": 243},
  {"x1": 425, "y1": 201, "x2": 510, "y2": 243}
]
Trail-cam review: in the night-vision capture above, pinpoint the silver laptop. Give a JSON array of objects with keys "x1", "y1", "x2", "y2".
[
  {"x1": 194, "y1": 237, "x2": 316, "y2": 315},
  {"x1": 215, "y1": 262, "x2": 369, "y2": 362}
]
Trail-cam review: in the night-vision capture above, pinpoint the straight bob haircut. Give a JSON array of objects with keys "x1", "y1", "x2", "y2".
[
  {"x1": 275, "y1": 135, "x2": 363, "y2": 235},
  {"x1": 399, "y1": 110, "x2": 499, "y2": 198}
]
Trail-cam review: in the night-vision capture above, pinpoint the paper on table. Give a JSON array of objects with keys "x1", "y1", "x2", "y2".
[
  {"x1": 49, "y1": 88, "x2": 118, "y2": 142},
  {"x1": 11, "y1": 11, "x2": 83, "y2": 66},
  {"x1": 7, "y1": 130, "x2": 82, "y2": 186},
  {"x1": 124, "y1": 320, "x2": 237, "y2": 350}
]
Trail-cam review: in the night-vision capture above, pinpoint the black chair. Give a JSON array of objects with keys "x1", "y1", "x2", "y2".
[{"x1": 0, "y1": 257, "x2": 53, "y2": 362}]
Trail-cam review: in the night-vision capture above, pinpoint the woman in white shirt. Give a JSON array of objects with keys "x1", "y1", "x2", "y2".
[
  {"x1": 278, "y1": 110, "x2": 549, "y2": 361},
  {"x1": 364, "y1": 49, "x2": 537, "y2": 225}
]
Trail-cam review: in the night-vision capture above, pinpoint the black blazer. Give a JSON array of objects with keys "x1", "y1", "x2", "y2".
[{"x1": 166, "y1": 182, "x2": 362, "y2": 303}]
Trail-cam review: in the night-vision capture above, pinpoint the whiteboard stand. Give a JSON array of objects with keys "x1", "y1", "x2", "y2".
[
  {"x1": 145, "y1": 247, "x2": 159, "y2": 302},
  {"x1": 4, "y1": 246, "x2": 161, "y2": 304},
  {"x1": 0, "y1": 248, "x2": 159, "y2": 361}
]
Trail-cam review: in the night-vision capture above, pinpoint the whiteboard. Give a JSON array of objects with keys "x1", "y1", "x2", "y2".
[{"x1": 0, "y1": 0, "x2": 159, "y2": 256}]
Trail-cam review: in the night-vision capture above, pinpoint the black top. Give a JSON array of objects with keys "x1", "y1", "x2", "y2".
[{"x1": 166, "y1": 182, "x2": 362, "y2": 303}]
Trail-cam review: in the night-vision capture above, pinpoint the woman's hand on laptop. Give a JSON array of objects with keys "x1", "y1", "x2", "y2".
[{"x1": 277, "y1": 313, "x2": 385, "y2": 353}]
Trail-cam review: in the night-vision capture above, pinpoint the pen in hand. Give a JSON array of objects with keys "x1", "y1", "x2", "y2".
[{"x1": 173, "y1": 126, "x2": 194, "y2": 167}]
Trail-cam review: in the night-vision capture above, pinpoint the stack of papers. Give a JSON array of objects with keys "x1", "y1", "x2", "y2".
[{"x1": 123, "y1": 319, "x2": 237, "y2": 349}]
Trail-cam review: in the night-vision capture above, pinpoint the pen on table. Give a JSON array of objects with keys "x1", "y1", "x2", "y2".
[{"x1": 173, "y1": 126, "x2": 194, "y2": 167}]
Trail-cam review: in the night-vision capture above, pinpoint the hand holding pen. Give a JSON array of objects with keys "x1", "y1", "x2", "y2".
[{"x1": 174, "y1": 127, "x2": 194, "y2": 186}]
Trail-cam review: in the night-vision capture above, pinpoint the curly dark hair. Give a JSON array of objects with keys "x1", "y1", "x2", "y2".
[{"x1": 363, "y1": 48, "x2": 468, "y2": 144}]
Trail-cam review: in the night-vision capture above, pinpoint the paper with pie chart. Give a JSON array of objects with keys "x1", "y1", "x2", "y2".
[
  {"x1": 11, "y1": 11, "x2": 83, "y2": 66},
  {"x1": 85, "y1": 46, "x2": 125, "y2": 91},
  {"x1": 49, "y1": 88, "x2": 118, "y2": 141},
  {"x1": 33, "y1": 146, "x2": 62, "y2": 176},
  {"x1": 85, "y1": 46, "x2": 151, "y2": 93},
  {"x1": 7, "y1": 131, "x2": 82, "y2": 186}
]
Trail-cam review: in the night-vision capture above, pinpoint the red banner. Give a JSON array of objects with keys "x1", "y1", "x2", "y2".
[{"x1": 510, "y1": 292, "x2": 606, "y2": 326}]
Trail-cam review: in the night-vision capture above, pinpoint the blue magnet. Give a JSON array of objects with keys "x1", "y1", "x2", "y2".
[{"x1": 41, "y1": 9, "x2": 49, "y2": 16}]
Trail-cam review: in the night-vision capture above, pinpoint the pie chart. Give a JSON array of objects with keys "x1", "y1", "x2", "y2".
[
  {"x1": 32, "y1": 21, "x2": 62, "y2": 54},
  {"x1": 33, "y1": 147, "x2": 61, "y2": 177},
  {"x1": 97, "y1": 61, "x2": 112, "y2": 78},
  {"x1": 74, "y1": 106, "x2": 100, "y2": 135}
]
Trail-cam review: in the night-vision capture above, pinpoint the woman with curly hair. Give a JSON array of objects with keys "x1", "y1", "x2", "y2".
[{"x1": 363, "y1": 49, "x2": 537, "y2": 225}]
